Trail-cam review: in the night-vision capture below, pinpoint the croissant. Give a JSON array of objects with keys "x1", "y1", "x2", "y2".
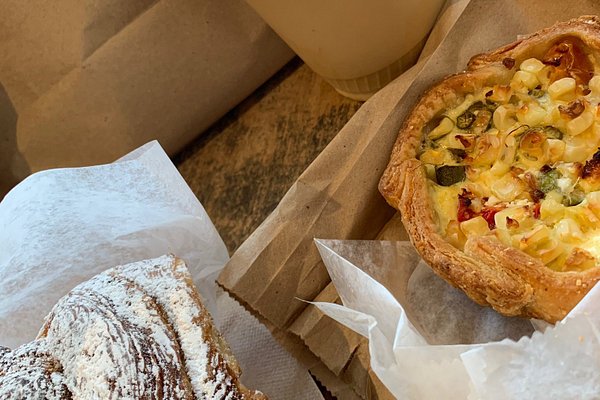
[{"x1": 0, "y1": 255, "x2": 266, "y2": 399}]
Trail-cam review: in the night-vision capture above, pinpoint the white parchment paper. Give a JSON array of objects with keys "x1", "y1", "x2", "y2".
[
  {"x1": 313, "y1": 239, "x2": 600, "y2": 399},
  {"x1": 0, "y1": 141, "x2": 323, "y2": 399}
]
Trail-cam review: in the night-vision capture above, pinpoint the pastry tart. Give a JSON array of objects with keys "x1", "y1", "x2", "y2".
[
  {"x1": 380, "y1": 16, "x2": 600, "y2": 323},
  {"x1": 0, "y1": 255, "x2": 266, "y2": 399}
]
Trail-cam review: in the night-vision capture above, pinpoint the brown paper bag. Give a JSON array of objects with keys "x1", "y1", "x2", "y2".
[
  {"x1": 0, "y1": 0, "x2": 293, "y2": 197},
  {"x1": 219, "y1": 0, "x2": 600, "y2": 397}
]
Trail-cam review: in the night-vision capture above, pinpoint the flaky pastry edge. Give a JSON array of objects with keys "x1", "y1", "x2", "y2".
[{"x1": 379, "y1": 16, "x2": 600, "y2": 322}]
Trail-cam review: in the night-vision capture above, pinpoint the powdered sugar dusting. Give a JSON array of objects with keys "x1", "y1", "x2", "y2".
[
  {"x1": 0, "y1": 255, "x2": 253, "y2": 399},
  {"x1": 113, "y1": 255, "x2": 244, "y2": 399},
  {"x1": 0, "y1": 340, "x2": 69, "y2": 399},
  {"x1": 41, "y1": 269, "x2": 189, "y2": 399}
]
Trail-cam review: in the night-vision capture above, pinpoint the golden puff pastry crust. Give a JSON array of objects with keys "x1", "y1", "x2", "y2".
[{"x1": 380, "y1": 16, "x2": 600, "y2": 323}]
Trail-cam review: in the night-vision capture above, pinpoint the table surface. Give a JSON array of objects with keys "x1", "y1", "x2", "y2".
[
  {"x1": 175, "y1": 57, "x2": 361, "y2": 254},
  {"x1": 175, "y1": 57, "x2": 361, "y2": 399}
]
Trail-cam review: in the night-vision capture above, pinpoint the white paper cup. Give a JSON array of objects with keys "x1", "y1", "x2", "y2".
[{"x1": 245, "y1": 0, "x2": 446, "y2": 100}]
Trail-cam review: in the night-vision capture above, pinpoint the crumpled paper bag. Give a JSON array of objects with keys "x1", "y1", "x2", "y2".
[
  {"x1": 0, "y1": 0, "x2": 294, "y2": 198},
  {"x1": 0, "y1": 141, "x2": 323, "y2": 399},
  {"x1": 313, "y1": 239, "x2": 600, "y2": 399}
]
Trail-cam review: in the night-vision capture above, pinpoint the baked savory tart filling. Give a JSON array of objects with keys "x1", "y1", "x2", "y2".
[
  {"x1": 380, "y1": 16, "x2": 600, "y2": 322},
  {"x1": 424, "y1": 49, "x2": 600, "y2": 272}
]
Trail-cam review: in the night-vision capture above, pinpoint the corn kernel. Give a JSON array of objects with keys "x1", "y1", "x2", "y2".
[
  {"x1": 540, "y1": 195, "x2": 565, "y2": 224},
  {"x1": 537, "y1": 240, "x2": 564, "y2": 264},
  {"x1": 471, "y1": 135, "x2": 501, "y2": 166},
  {"x1": 511, "y1": 70, "x2": 540, "y2": 92},
  {"x1": 459, "y1": 216, "x2": 490, "y2": 237},
  {"x1": 445, "y1": 220, "x2": 467, "y2": 250},
  {"x1": 432, "y1": 185, "x2": 461, "y2": 230},
  {"x1": 520, "y1": 225, "x2": 552, "y2": 250},
  {"x1": 511, "y1": 233, "x2": 524, "y2": 249},
  {"x1": 549, "y1": 106, "x2": 567, "y2": 130},
  {"x1": 566, "y1": 109, "x2": 594, "y2": 136},
  {"x1": 494, "y1": 207, "x2": 534, "y2": 231},
  {"x1": 554, "y1": 218, "x2": 585, "y2": 243},
  {"x1": 491, "y1": 174, "x2": 524, "y2": 201},
  {"x1": 548, "y1": 77, "x2": 576, "y2": 99},
  {"x1": 488, "y1": 85, "x2": 513, "y2": 103},
  {"x1": 494, "y1": 228, "x2": 513, "y2": 247},
  {"x1": 493, "y1": 105, "x2": 517, "y2": 131},
  {"x1": 566, "y1": 207, "x2": 600, "y2": 232},
  {"x1": 516, "y1": 102, "x2": 547, "y2": 126},
  {"x1": 547, "y1": 139, "x2": 566, "y2": 163},
  {"x1": 563, "y1": 132, "x2": 596, "y2": 162},
  {"x1": 536, "y1": 65, "x2": 553, "y2": 86},
  {"x1": 589, "y1": 75, "x2": 600, "y2": 96},
  {"x1": 489, "y1": 160, "x2": 510, "y2": 176},
  {"x1": 520, "y1": 58, "x2": 545, "y2": 74},
  {"x1": 490, "y1": 141, "x2": 516, "y2": 175}
]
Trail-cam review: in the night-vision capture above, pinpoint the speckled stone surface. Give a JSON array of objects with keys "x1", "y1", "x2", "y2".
[{"x1": 175, "y1": 57, "x2": 362, "y2": 254}]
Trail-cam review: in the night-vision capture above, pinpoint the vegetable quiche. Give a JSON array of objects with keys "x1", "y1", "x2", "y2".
[{"x1": 380, "y1": 16, "x2": 600, "y2": 322}]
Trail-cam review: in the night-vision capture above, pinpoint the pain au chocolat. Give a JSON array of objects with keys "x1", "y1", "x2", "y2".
[
  {"x1": 0, "y1": 255, "x2": 266, "y2": 399},
  {"x1": 380, "y1": 16, "x2": 600, "y2": 323}
]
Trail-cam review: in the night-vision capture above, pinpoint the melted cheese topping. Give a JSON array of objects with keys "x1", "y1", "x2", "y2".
[{"x1": 421, "y1": 46, "x2": 600, "y2": 272}]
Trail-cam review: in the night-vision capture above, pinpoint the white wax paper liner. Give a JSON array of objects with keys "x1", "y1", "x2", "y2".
[
  {"x1": 0, "y1": 141, "x2": 323, "y2": 399},
  {"x1": 0, "y1": 141, "x2": 228, "y2": 347},
  {"x1": 313, "y1": 239, "x2": 600, "y2": 399}
]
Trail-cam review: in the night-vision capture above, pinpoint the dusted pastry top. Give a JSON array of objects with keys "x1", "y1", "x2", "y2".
[
  {"x1": 0, "y1": 255, "x2": 266, "y2": 400},
  {"x1": 421, "y1": 40, "x2": 600, "y2": 272}
]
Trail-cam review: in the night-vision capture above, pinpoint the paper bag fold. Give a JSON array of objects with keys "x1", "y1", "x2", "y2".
[
  {"x1": 219, "y1": 0, "x2": 600, "y2": 397},
  {"x1": 0, "y1": 0, "x2": 294, "y2": 196}
]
